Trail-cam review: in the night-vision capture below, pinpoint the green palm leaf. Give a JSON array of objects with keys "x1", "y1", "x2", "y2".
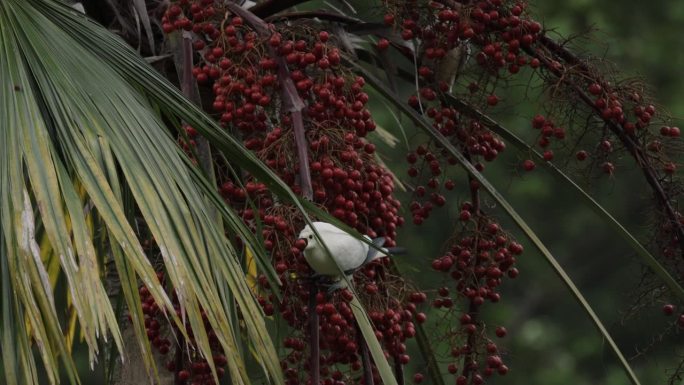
[
  {"x1": 0, "y1": 0, "x2": 293, "y2": 384},
  {"x1": 37, "y1": 4, "x2": 412, "y2": 385}
]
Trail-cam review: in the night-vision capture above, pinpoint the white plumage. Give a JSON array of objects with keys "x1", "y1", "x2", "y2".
[{"x1": 298, "y1": 222, "x2": 386, "y2": 278}]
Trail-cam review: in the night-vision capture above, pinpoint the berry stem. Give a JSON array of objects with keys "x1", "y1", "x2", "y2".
[
  {"x1": 173, "y1": 339, "x2": 184, "y2": 385},
  {"x1": 461, "y1": 152, "x2": 482, "y2": 383},
  {"x1": 309, "y1": 283, "x2": 320, "y2": 385},
  {"x1": 393, "y1": 356, "x2": 404, "y2": 385}
]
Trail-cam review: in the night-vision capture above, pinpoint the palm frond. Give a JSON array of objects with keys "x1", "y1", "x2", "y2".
[{"x1": 0, "y1": 0, "x2": 297, "y2": 383}]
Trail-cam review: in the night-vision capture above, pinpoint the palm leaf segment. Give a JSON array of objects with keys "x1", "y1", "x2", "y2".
[{"x1": 0, "y1": 1, "x2": 285, "y2": 384}]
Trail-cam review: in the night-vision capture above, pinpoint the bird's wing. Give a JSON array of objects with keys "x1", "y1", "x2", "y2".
[
  {"x1": 323, "y1": 232, "x2": 368, "y2": 272},
  {"x1": 363, "y1": 237, "x2": 387, "y2": 265}
]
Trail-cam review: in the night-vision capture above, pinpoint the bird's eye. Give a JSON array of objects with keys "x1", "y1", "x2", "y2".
[{"x1": 308, "y1": 235, "x2": 313, "y2": 240}]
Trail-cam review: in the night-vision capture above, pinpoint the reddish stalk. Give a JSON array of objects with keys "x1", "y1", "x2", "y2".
[
  {"x1": 225, "y1": 3, "x2": 313, "y2": 200},
  {"x1": 178, "y1": 31, "x2": 214, "y2": 178}
]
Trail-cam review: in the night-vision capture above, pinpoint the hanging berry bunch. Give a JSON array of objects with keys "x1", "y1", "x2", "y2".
[
  {"x1": 377, "y1": 0, "x2": 544, "y2": 224},
  {"x1": 430, "y1": 204, "x2": 521, "y2": 384},
  {"x1": 374, "y1": 1, "x2": 542, "y2": 381}
]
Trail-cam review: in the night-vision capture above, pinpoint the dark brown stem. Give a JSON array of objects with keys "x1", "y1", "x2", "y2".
[
  {"x1": 179, "y1": 33, "x2": 214, "y2": 180},
  {"x1": 460, "y1": 301, "x2": 479, "y2": 381},
  {"x1": 249, "y1": 0, "x2": 313, "y2": 18},
  {"x1": 225, "y1": 3, "x2": 313, "y2": 199},
  {"x1": 265, "y1": 11, "x2": 363, "y2": 24},
  {"x1": 357, "y1": 323, "x2": 374, "y2": 385},
  {"x1": 309, "y1": 284, "x2": 320, "y2": 385},
  {"x1": 461, "y1": 152, "x2": 481, "y2": 382},
  {"x1": 525, "y1": 36, "x2": 684, "y2": 257},
  {"x1": 173, "y1": 340, "x2": 184, "y2": 385},
  {"x1": 393, "y1": 357, "x2": 404, "y2": 385}
]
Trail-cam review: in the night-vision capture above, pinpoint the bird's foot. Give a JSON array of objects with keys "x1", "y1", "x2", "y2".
[
  {"x1": 305, "y1": 273, "x2": 327, "y2": 285},
  {"x1": 326, "y1": 280, "x2": 348, "y2": 294}
]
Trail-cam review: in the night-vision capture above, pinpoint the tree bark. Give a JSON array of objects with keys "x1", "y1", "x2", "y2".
[{"x1": 111, "y1": 326, "x2": 174, "y2": 385}]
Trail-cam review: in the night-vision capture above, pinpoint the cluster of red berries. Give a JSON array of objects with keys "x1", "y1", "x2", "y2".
[
  {"x1": 161, "y1": 1, "x2": 421, "y2": 383},
  {"x1": 381, "y1": 1, "x2": 543, "y2": 223},
  {"x1": 429, "y1": 205, "x2": 519, "y2": 383},
  {"x1": 405, "y1": 115, "x2": 506, "y2": 225},
  {"x1": 378, "y1": 1, "x2": 537, "y2": 381},
  {"x1": 134, "y1": 270, "x2": 228, "y2": 385},
  {"x1": 517, "y1": 114, "x2": 567, "y2": 171}
]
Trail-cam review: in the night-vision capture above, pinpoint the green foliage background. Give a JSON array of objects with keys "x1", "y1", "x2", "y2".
[{"x1": 386, "y1": 2, "x2": 684, "y2": 384}]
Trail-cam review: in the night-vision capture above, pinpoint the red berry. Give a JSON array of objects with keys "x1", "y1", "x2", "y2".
[
  {"x1": 383, "y1": 13, "x2": 395, "y2": 26},
  {"x1": 532, "y1": 114, "x2": 546, "y2": 129},
  {"x1": 413, "y1": 373, "x2": 424, "y2": 383},
  {"x1": 177, "y1": 370, "x2": 190, "y2": 380},
  {"x1": 663, "y1": 304, "x2": 675, "y2": 315},
  {"x1": 661, "y1": 126, "x2": 672, "y2": 136},
  {"x1": 495, "y1": 326, "x2": 507, "y2": 338},
  {"x1": 576, "y1": 150, "x2": 588, "y2": 161},
  {"x1": 377, "y1": 38, "x2": 390, "y2": 50},
  {"x1": 664, "y1": 162, "x2": 677, "y2": 174},
  {"x1": 588, "y1": 83, "x2": 602, "y2": 95},
  {"x1": 522, "y1": 159, "x2": 535, "y2": 171},
  {"x1": 601, "y1": 162, "x2": 615, "y2": 175},
  {"x1": 487, "y1": 94, "x2": 499, "y2": 106}
]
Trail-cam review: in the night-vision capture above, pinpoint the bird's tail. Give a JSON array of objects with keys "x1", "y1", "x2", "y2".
[{"x1": 384, "y1": 247, "x2": 406, "y2": 255}]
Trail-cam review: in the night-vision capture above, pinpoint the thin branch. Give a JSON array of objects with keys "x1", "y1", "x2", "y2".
[
  {"x1": 249, "y1": 0, "x2": 312, "y2": 18},
  {"x1": 460, "y1": 152, "x2": 481, "y2": 382},
  {"x1": 179, "y1": 32, "x2": 214, "y2": 182},
  {"x1": 265, "y1": 11, "x2": 363, "y2": 24},
  {"x1": 393, "y1": 357, "x2": 404, "y2": 385}
]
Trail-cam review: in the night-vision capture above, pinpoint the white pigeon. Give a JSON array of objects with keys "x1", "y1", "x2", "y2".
[{"x1": 297, "y1": 222, "x2": 388, "y2": 285}]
